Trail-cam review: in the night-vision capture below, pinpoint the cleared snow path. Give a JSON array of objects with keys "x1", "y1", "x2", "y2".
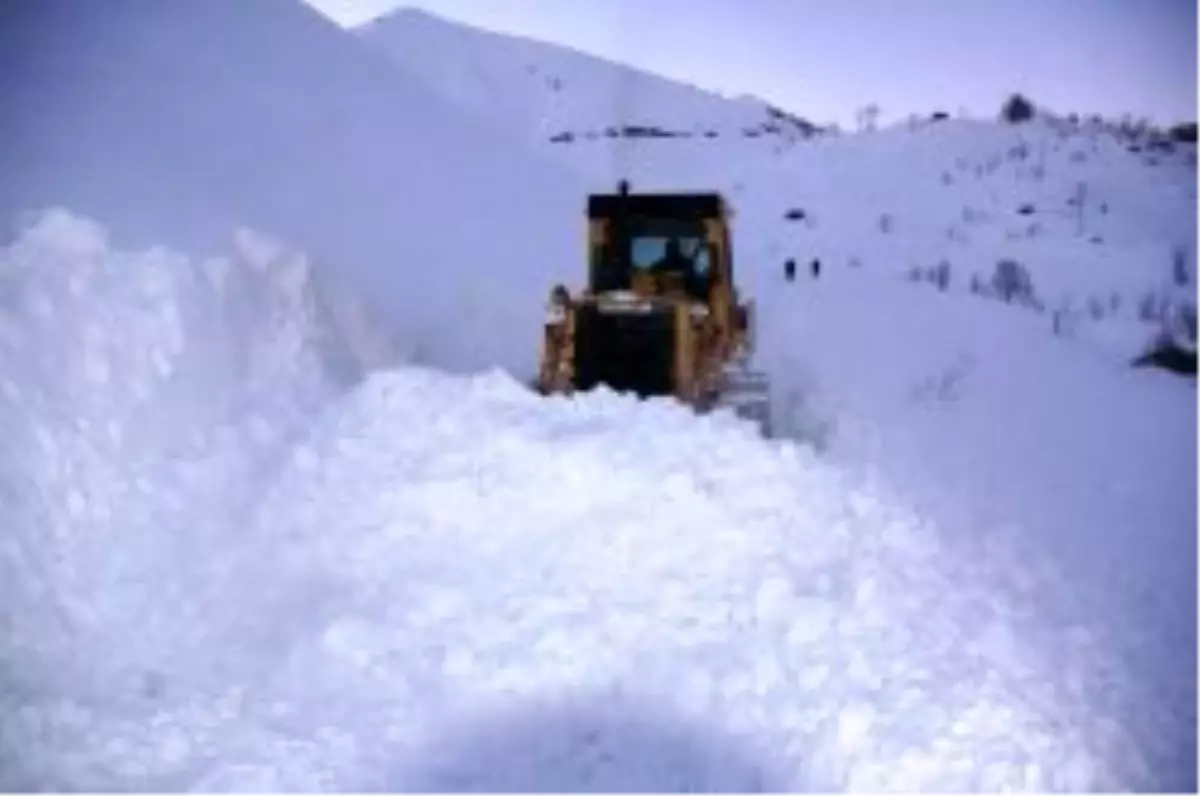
[{"x1": 0, "y1": 213, "x2": 1134, "y2": 791}]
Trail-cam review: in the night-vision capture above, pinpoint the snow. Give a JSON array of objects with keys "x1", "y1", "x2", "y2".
[
  {"x1": 1, "y1": 0, "x2": 1196, "y2": 791},
  {"x1": 357, "y1": 6, "x2": 1195, "y2": 362},
  {"x1": 758, "y1": 267, "x2": 1197, "y2": 786},
  {"x1": 0, "y1": 0, "x2": 585, "y2": 378},
  {"x1": 355, "y1": 7, "x2": 821, "y2": 194},
  {"x1": 0, "y1": 211, "x2": 395, "y2": 709},
  {"x1": 0, "y1": 226, "x2": 1106, "y2": 788},
  {"x1": 356, "y1": 7, "x2": 796, "y2": 147}
]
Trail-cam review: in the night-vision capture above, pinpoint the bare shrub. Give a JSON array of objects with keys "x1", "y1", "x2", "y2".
[
  {"x1": 992, "y1": 259, "x2": 1036, "y2": 304},
  {"x1": 1001, "y1": 93, "x2": 1035, "y2": 123}
]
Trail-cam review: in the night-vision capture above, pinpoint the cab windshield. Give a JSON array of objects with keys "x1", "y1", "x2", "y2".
[
  {"x1": 594, "y1": 218, "x2": 713, "y2": 299},
  {"x1": 631, "y1": 236, "x2": 711, "y2": 275}
]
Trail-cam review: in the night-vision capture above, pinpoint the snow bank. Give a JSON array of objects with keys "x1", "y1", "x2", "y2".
[
  {"x1": 758, "y1": 268, "x2": 1197, "y2": 789},
  {"x1": 0, "y1": 342, "x2": 1125, "y2": 791},
  {"x1": 0, "y1": 210, "x2": 400, "y2": 767},
  {"x1": 0, "y1": 0, "x2": 586, "y2": 379}
]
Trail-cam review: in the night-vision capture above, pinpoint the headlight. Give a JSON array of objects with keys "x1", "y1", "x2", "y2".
[{"x1": 689, "y1": 304, "x2": 710, "y2": 320}]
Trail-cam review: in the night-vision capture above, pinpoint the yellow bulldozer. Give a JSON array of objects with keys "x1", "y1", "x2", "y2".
[{"x1": 535, "y1": 181, "x2": 771, "y2": 435}]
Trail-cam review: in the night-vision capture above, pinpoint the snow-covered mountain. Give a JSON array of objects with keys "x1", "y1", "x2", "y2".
[
  {"x1": 0, "y1": 0, "x2": 1195, "y2": 790},
  {"x1": 356, "y1": 7, "x2": 821, "y2": 148},
  {"x1": 359, "y1": 6, "x2": 1197, "y2": 365}
]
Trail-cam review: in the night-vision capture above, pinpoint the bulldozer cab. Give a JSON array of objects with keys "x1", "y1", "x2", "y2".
[{"x1": 586, "y1": 190, "x2": 730, "y2": 304}]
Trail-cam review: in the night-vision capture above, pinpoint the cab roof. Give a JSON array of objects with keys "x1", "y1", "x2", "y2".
[{"x1": 586, "y1": 191, "x2": 725, "y2": 221}]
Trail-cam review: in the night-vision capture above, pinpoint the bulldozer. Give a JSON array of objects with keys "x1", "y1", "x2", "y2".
[{"x1": 535, "y1": 181, "x2": 771, "y2": 435}]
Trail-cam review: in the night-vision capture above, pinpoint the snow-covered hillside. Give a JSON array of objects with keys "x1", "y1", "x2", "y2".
[
  {"x1": 0, "y1": 0, "x2": 586, "y2": 377},
  {"x1": 741, "y1": 117, "x2": 1198, "y2": 363},
  {"x1": 359, "y1": 6, "x2": 1196, "y2": 365},
  {"x1": 1, "y1": 0, "x2": 1195, "y2": 791},
  {"x1": 357, "y1": 7, "x2": 820, "y2": 150}
]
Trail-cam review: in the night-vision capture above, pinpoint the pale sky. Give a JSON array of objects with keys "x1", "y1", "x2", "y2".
[{"x1": 305, "y1": 0, "x2": 1198, "y2": 128}]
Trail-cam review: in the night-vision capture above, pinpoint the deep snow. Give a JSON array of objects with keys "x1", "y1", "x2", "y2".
[
  {"x1": 0, "y1": 211, "x2": 397, "y2": 705},
  {"x1": 0, "y1": 0, "x2": 584, "y2": 378},
  {"x1": 0, "y1": 212, "x2": 1129, "y2": 791},
  {"x1": 758, "y1": 267, "x2": 1197, "y2": 785},
  {"x1": 1, "y1": 0, "x2": 1196, "y2": 791}
]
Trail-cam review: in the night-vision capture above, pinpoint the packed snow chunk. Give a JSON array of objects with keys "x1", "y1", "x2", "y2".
[{"x1": 0, "y1": 209, "x2": 401, "y2": 790}]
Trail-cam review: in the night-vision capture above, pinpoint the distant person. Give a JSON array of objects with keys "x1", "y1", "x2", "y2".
[
  {"x1": 784, "y1": 258, "x2": 796, "y2": 282},
  {"x1": 810, "y1": 258, "x2": 821, "y2": 279}
]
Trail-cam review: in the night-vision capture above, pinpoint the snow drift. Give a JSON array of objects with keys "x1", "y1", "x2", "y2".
[
  {"x1": 0, "y1": 210, "x2": 398, "y2": 736},
  {"x1": 0, "y1": 0, "x2": 586, "y2": 378}
]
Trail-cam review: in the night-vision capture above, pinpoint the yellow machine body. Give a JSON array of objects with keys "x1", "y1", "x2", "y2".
[{"x1": 537, "y1": 184, "x2": 768, "y2": 430}]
